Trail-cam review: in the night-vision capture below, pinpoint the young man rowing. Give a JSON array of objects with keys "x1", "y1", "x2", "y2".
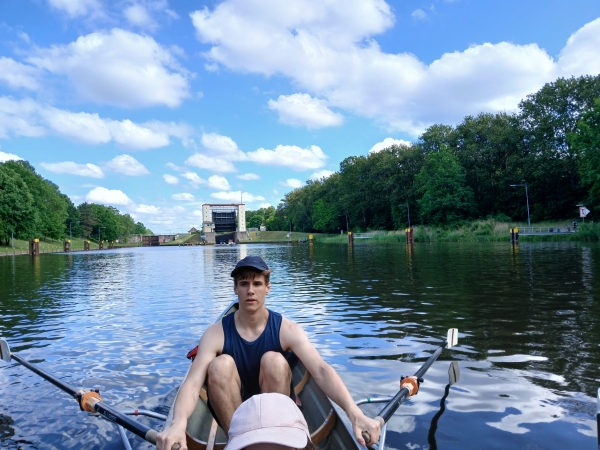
[{"x1": 157, "y1": 256, "x2": 380, "y2": 450}]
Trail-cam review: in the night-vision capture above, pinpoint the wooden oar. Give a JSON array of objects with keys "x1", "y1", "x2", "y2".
[
  {"x1": 0, "y1": 338, "x2": 168, "y2": 447},
  {"x1": 363, "y1": 328, "x2": 458, "y2": 446}
]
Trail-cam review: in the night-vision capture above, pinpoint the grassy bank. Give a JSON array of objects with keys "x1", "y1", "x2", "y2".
[
  {"x1": 318, "y1": 220, "x2": 599, "y2": 243},
  {"x1": 0, "y1": 237, "x2": 141, "y2": 254},
  {"x1": 161, "y1": 233, "x2": 195, "y2": 245},
  {"x1": 240, "y1": 231, "x2": 325, "y2": 243}
]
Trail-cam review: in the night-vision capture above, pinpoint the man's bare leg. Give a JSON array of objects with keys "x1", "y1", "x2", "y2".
[
  {"x1": 207, "y1": 354, "x2": 242, "y2": 433},
  {"x1": 259, "y1": 351, "x2": 292, "y2": 394}
]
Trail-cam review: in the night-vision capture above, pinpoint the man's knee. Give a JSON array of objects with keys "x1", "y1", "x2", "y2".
[
  {"x1": 208, "y1": 354, "x2": 238, "y2": 388},
  {"x1": 260, "y1": 352, "x2": 290, "y2": 379}
]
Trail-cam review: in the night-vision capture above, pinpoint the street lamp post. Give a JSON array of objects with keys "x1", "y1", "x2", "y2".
[
  {"x1": 68, "y1": 220, "x2": 79, "y2": 241},
  {"x1": 338, "y1": 214, "x2": 349, "y2": 233},
  {"x1": 400, "y1": 203, "x2": 411, "y2": 228},
  {"x1": 510, "y1": 184, "x2": 530, "y2": 226},
  {"x1": 98, "y1": 226, "x2": 106, "y2": 246}
]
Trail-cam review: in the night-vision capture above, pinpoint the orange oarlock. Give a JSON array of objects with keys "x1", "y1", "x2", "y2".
[
  {"x1": 400, "y1": 376, "x2": 420, "y2": 396},
  {"x1": 80, "y1": 390, "x2": 103, "y2": 412}
]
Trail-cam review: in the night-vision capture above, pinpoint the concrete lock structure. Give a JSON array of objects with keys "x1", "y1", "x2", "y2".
[{"x1": 201, "y1": 203, "x2": 246, "y2": 244}]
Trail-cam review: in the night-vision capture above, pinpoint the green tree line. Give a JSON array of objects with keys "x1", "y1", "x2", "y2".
[
  {"x1": 247, "y1": 75, "x2": 600, "y2": 233},
  {"x1": 0, "y1": 160, "x2": 152, "y2": 245}
]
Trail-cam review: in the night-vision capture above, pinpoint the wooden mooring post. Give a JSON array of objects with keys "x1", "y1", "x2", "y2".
[
  {"x1": 510, "y1": 227, "x2": 519, "y2": 244},
  {"x1": 99, "y1": 240, "x2": 104, "y2": 250},
  {"x1": 29, "y1": 239, "x2": 40, "y2": 256},
  {"x1": 84, "y1": 240, "x2": 90, "y2": 251},
  {"x1": 405, "y1": 228, "x2": 414, "y2": 244},
  {"x1": 109, "y1": 241, "x2": 114, "y2": 249},
  {"x1": 348, "y1": 231, "x2": 354, "y2": 245},
  {"x1": 63, "y1": 240, "x2": 71, "y2": 252}
]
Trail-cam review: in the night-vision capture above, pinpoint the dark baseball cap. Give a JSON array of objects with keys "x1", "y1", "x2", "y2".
[{"x1": 231, "y1": 256, "x2": 270, "y2": 277}]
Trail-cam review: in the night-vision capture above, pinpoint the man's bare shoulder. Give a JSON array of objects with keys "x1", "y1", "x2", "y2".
[
  {"x1": 280, "y1": 316, "x2": 302, "y2": 332},
  {"x1": 280, "y1": 316, "x2": 309, "y2": 349},
  {"x1": 197, "y1": 321, "x2": 224, "y2": 354}
]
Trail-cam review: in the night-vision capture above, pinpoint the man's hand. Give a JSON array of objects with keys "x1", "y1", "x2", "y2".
[
  {"x1": 348, "y1": 409, "x2": 381, "y2": 447},
  {"x1": 156, "y1": 421, "x2": 187, "y2": 450}
]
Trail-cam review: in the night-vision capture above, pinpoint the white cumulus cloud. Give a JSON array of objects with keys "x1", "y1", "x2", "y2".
[
  {"x1": 0, "y1": 57, "x2": 40, "y2": 91},
  {"x1": 86, "y1": 186, "x2": 132, "y2": 205},
  {"x1": 182, "y1": 172, "x2": 206, "y2": 186},
  {"x1": 190, "y1": 2, "x2": 600, "y2": 135},
  {"x1": 411, "y1": 9, "x2": 427, "y2": 20},
  {"x1": 211, "y1": 191, "x2": 265, "y2": 202},
  {"x1": 185, "y1": 153, "x2": 237, "y2": 172},
  {"x1": 369, "y1": 137, "x2": 412, "y2": 154},
  {"x1": 132, "y1": 204, "x2": 160, "y2": 214},
  {"x1": 556, "y1": 18, "x2": 600, "y2": 78},
  {"x1": 28, "y1": 29, "x2": 191, "y2": 108},
  {"x1": 237, "y1": 173, "x2": 260, "y2": 180},
  {"x1": 310, "y1": 170, "x2": 334, "y2": 180},
  {"x1": 124, "y1": 4, "x2": 156, "y2": 29},
  {"x1": 41, "y1": 161, "x2": 104, "y2": 178},
  {"x1": 165, "y1": 162, "x2": 184, "y2": 171},
  {"x1": 0, "y1": 150, "x2": 24, "y2": 163},
  {"x1": 105, "y1": 154, "x2": 150, "y2": 176},
  {"x1": 0, "y1": 97, "x2": 172, "y2": 149},
  {"x1": 282, "y1": 178, "x2": 303, "y2": 189},
  {"x1": 163, "y1": 174, "x2": 179, "y2": 184},
  {"x1": 172, "y1": 192, "x2": 195, "y2": 201},
  {"x1": 268, "y1": 93, "x2": 343, "y2": 129},
  {"x1": 201, "y1": 132, "x2": 247, "y2": 160},
  {"x1": 247, "y1": 145, "x2": 327, "y2": 171},
  {"x1": 47, "y1": 0, "x2": 101, "y2": 17},
  {"x1": 207, "y1": 175, "x2": 231, "y2": 190}
]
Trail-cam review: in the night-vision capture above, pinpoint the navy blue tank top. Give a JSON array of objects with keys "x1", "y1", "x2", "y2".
[{"x1": 221, "y1": 309, "x2": 286, "y2": 399}]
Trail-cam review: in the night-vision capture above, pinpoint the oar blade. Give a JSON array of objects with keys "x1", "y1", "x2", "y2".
[
  {"x1": 447, "y1": 329, "x2": 458, "y2": 348},
  {"x1": 0, "y1": 338, "x2": 11, "y2": 363},
  {"x1": 448, "y1": 361, "x2": 460, "y2": 385}
]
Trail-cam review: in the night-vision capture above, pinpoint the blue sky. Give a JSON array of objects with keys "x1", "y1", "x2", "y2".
[{"x1": 0, "y1": 0, "x2": 599, "y2": 233}]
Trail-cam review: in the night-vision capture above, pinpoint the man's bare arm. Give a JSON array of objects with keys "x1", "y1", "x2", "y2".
[
  {"x1": 280, "y1": 318, "x2": 381, "y2": 446},
  {"x1": 156, "y1": 323, "x2": 223, "y2": 450}
]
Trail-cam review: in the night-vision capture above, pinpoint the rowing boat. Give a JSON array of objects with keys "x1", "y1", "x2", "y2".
[{"x1": 165, "y1": 301, "x2": 362, "y2": 450}]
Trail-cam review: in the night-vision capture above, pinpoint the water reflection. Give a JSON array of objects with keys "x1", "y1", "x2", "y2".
[{"x1": 0, "y1": 242, "x2": 598, "y2": 449}]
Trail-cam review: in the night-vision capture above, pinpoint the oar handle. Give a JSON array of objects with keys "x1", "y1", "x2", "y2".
[{"x1": 361, "y1": 416, "x2": 385, "y2": 446}]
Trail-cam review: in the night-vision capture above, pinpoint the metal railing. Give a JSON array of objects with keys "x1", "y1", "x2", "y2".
[
  {"x1": 354, "y1": 231, "x2": 386, "y2": 239},
  {"x1": 117, "y1": 410, "x2": 168, "y2": 450},
  {"x1": 518, "y1": 226, "x2": 576, "y2": 234}
]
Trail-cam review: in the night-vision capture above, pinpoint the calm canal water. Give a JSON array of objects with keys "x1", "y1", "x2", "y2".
[{"x1": 0, "y1": 242, "x2": 598, "y2": 449}]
